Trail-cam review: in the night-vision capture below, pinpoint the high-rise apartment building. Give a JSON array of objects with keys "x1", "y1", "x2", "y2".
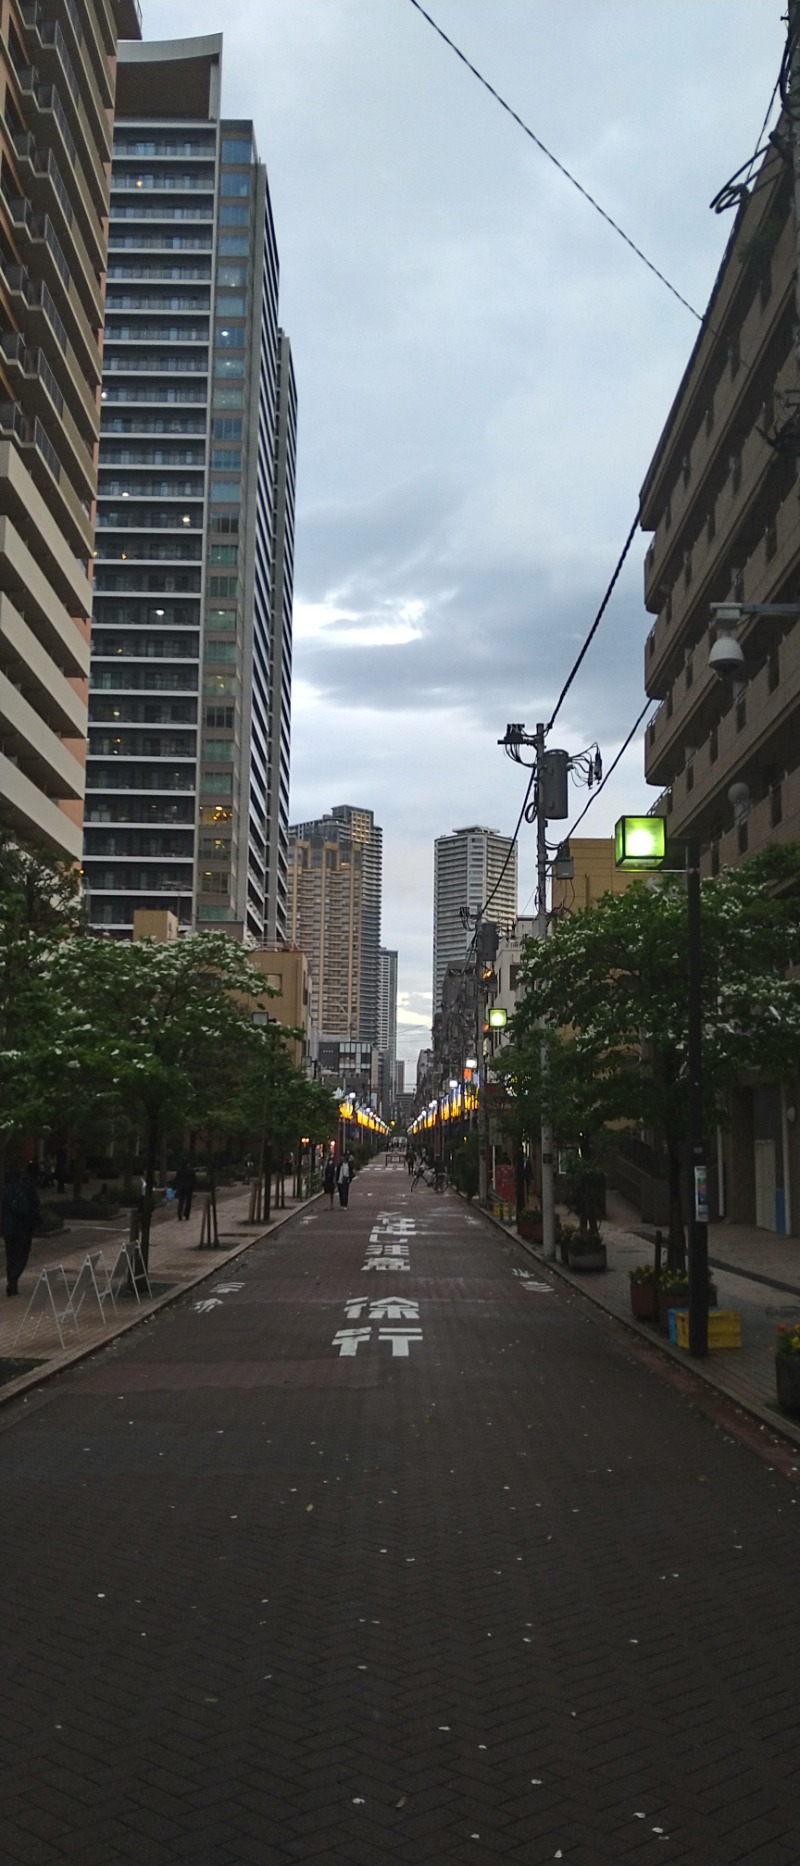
[
  {"x1": 378, "y1": 944, "x2": 398, "y2": 1117},
  {"x1": 290, "y1": 803, "x2": 383, "y2": 1043},
  {"x1": 287, "y1": 819, "x2": 363, "y2": 1037},
  {"x1": 81, "y1": 34, "x2": 295, "y2": 940},
  {"x1": 432, "y1": 826, "x2": 517, "y2": 1012},
  {"x1": 0, "y1": 0, "x2": 141, "y2": 862}
]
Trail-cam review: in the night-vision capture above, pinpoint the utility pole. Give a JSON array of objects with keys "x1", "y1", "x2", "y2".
[
  {"x1": 476, "y1": 925, "x2": 488, "y2": 1206},
  {"x1": 686, "y1": 837, "x2": 709, "y2": 1356},
  {"x1": 534, "y1": 721, "x2": 557, "y2": 1260}
]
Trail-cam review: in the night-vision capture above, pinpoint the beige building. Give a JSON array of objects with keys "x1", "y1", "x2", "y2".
[
  {"x1": 640, "y1": 124, "x2": 799, "y2": 1237},
  {"x1": 0, "y1": 0, "x2": 140, "y2": 863},
  {"x1": 288, "y1": 828, "x2": 363, "y2": 1038},
  {"x1": 551, "y1": 838, "x2": 635, "y2": 915},
  {"x1": 249, "y1": 944, "x2": 312, "y2": 1073}
]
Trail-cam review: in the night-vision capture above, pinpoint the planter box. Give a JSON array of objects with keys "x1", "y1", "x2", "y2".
[
  {"x1": 630, "y1": 1281, "x2": 657, "y2": 1321},
  {"x1": 567, "y1": 1238, "x2": 607, "y2": 1273},
  {"x1": 776, "y1": 1354, "x2": 800, "y2": 1414},
  {"x1": 517, "y1": 1215, "x2": 544, "y2": 1244},
  {"x1": 657, "y1": 1286, "x2": 718, "y2": 1334}
]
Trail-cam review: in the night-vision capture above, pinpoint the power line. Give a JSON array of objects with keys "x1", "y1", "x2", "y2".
[
  {"x1": 405, "y1": 0, "x2": 703, "y2": 323},
  {"x1": 545, "y1": 513, "x2": 640, "y2": 735}
]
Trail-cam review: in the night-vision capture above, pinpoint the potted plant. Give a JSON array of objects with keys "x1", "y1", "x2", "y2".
[
  {"x1": 559, "y1": 1222, "x2": 577, "y2": 1265},
  {"x1": 629, "y1": 1263, "x2": 657, "y2": 1321},
  {"x1": 567, "y1": 1229, "x2": 607, "y2": 1272},
  {"x1": 775, "y1": 1321, "x2": 800, "y2": 1414},
  {"x1": 517, "y1": 1206, "x2": 544, "y2": 1244},
  {"x1": 657, "y1": 1268, "x2": 718, "y2": 1334}
]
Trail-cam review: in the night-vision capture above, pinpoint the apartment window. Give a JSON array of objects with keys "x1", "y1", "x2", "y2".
[
  {"x1": 765, "y1": 519, "x2": 778, "y2": 561},
  {"x1": 214, "y1": 356, "x2": 244, "y2": 378},
  {"x1": 201, "y1": 770, "x2": 234, "y2": 792},
  {"x1": 221, "y1": 139, "x2": 253, "y2": 163},
  {"x1": 730, "y1": 453, "x2": 742, "y2": 493},
  {"x1": 220, "y1": 203, "x2": 250, "y2": 225},
  {"x1": 215, "y1": 294, "x2": 246, "y2": 317},
  {"x1": 705, "y1": 399, "x2": 715, "y2": 436},
  {"x1": 729, "y1": 336, "x2": 740, "y2": 377},
  {"x1": 205, "y1": 639, "x2": 237, "y2": 661},
  {"x1": 210, "y1": 481, "x2": 241, "y2": 502},
  {"x1": 206, "y1": 606, "x2": 236, "y2": 628},
  {"x1": 685, "y1": 654, "x2": 693, "y2": 689},
  {"x1": 221, "y1": 172, "x2": 251, "y2": 196},
  {"x1": 664, "y1": 499, "x2": 672, "y2": 532},
  {"x1": 665, "y1": 591, "x2": 673, "y2": 623},
  {"x1": 206, "y1": 706, "x2": 234, "y2": 728},
  {"x1": 683, "y1": 551, "x2": 692, "y2": 589},
  {"x1": 682, "y1": 453, "x2": 691, "y2": 488},
  {"x1": 216, "y1": 323, "x2": 245, "y2": 347},
  {"x1": 219, "y1": 236, "x2": 248, "y2": 256},
  {"x1": 209, "y1": 574, "x2": 239, "y2": 597},
  {"x1": 211, "y1": 448, "x2": 242, "y2": 469},
  {"x1": 706, "y1": 505, "x2": 716, "y2": 543},
  {"x1": 209, "y1": 544, "x2": 238, "y2": 565},
  {"x1": 212, "y1": 418, "x2": 242, "y2": 439},
  {"x1": 210, "y1": 514, "x2": 239, "y2": 536},
  {"x1": 218, "y1": 266, "x2": 247, "y2": 289}
]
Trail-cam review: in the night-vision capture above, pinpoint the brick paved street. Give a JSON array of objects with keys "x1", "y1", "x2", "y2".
[{"x1": 2, "y1": 1159, "x2": 800, "y2": 1866}]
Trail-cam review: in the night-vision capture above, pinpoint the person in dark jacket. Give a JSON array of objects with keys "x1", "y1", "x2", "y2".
[
  {"x1": 336, "y1": 1156, "x2": 352, "y2": 1208},
  {"x1": 173, "y1": 1161, "x2": 196, "y2": 1221},
  {"x1": 2, "y1": 1166, "x2": 40, "y2": 1296},
  {"x1": 323, "y1": 1154, "x2": 337, "y2": 1209}
]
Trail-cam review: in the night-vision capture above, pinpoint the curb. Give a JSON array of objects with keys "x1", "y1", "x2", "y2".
[
  {"x1": 464, "y1": 1194, "x2": 800, "y2": 1454},
  {"x1": 0, "y1": 1192, "x2": 323, "y2": 1412}
]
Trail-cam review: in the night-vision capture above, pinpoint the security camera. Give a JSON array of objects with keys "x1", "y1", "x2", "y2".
[{"x1": 709, "y1": 634, "x2": 746, "y2": 678}]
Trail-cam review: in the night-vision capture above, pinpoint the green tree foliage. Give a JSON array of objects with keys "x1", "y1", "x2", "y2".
[{"x1": 508, "y1": 847, "x2": 800, "y2": 1260}]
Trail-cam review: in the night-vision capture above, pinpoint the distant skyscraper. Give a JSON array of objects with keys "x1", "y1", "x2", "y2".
[
  {"x1": 82, "y1": 35, "x2": 295, "y2": 941},
  {"x1": 378, "y1": 946, "x2": 398, "y2": 1116},
  {"x1": 432, "y1": 826, "x2": 517, "y2": 1012},
  {"x1": 287, "y1": 820, "x2": 363, "y2": 1037},
  {"x1": 290, "y1": 804, "x2": 382, "y2": 1043}
]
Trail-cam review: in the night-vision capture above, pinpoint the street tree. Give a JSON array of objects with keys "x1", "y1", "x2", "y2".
[{"x1": 510, "y1": 845, "x2": 800, "y2": 1263}]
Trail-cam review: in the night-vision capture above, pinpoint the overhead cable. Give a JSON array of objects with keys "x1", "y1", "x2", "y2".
[
  {"x1": 545, "y1": 513, "x2": 640, "y2": 734},
  {"x1": 550, "y1": 700, "x2": 655, "y2": 853},
  {"x1": 405, "y1": 0, "x2": 703, "y2": 323}
]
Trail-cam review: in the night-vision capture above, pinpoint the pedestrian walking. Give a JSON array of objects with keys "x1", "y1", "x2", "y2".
[
  {"x1": 336, "y1": 1156, "x2": 352, "y2": 1208},
  {"x1": 173, "y1": 1161, "x2": 196, "y2": 1221},
  {"x1": 2, "y1": 1165, "x2": 40, "y2": 1297},
  {"x1": 323, "y1": 1154, "x2": 336, "y2": 1209}
]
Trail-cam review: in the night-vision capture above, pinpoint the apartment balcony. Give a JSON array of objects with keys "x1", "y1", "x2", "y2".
[
  {"x1": 0, "y1": 589, "x2": 87, "y2": 743},
  {"x1": 12, "y1": 132, "x2": 105, "y2": 297},
  {"x1": 0, "y1": 746, "x2": 82, "y2": 857},
  {"x1": 6, "y1": 192, "x2": 103, "y2": 361},
  {"x1": 661, "y1": 619, "x2": 800, "y2": 848},
  {"x1": 642, "y1": 207, "x2": 796, "y2": 597},
  {"x1": 0, "y1": 668, "x2": 85, "y2": 799},
  {"x1": 15, "y1": 69, "x2": 107, "y2": 272},
  {"x1": 19, "y1": 16, "x2": 111, "y2": 210},
  {"x1": 1, "y1": 288, "x2": 97, "y2": 442},
  {"x1": 644, "y1": 418, "x2": 797, "y2": 699},
  {"x1": 0, "y1": 403, "x2": 92, "y2": 559}
]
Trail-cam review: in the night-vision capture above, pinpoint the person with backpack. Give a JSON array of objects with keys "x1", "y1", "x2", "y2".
[{"x1": 2, "y1": 1165, "x2": 40, "y2": 1296}]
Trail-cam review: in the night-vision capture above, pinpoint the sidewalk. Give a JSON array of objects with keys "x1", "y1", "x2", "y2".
[
  {"x1": 0, "y1": 1178, "x2": 317, "y2": 1398},
  {"x1": 498, "y1": 1190, "x2": 800, "y2": 1449}
]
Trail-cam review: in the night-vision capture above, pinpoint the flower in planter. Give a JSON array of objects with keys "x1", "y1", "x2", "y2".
[
  {"x1": 775, "y1": 1323, "x2": 800, "y2": 1357},
  {"x1": 629, "y1": 1264, "x2": 657, "y2": 1285}
]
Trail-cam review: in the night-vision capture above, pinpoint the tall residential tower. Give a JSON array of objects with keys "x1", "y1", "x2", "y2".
[
  {"x1": 289, "y1": 803, "x2": 383, "y2": 1043},
  {"x1": 81, "y1": 34, "x2": 295, "y2": 940},
  {"x1": 0, "y1": 0, "x2": 141, "y2": 862},
  {"x1": 432, "y1": 825, "x2": 517, "y2": 1012}
]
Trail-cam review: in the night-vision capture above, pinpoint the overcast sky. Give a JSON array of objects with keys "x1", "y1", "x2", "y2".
[{"x1": 150, "y1": 0, "x2": 783, "y2": 1068}]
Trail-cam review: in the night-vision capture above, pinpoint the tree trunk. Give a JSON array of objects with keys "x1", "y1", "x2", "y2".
[
  {"x1": 515, "y1": 1137, "x2": 526, "y2": 1222},
  {"x1": 264, "y1": 1142, "x2": 272, "y2": 1223},
  {"x1": 666, "y1": 1140, "x2": 686, "y2": 1271}
]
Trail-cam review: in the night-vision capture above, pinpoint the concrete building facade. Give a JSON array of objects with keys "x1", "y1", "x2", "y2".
[
  {"x1": 378, "y1": 944, "x2": 397, "y2": 1119},
  {"x1": 0, "y1": 0, "x2": 140, "y2": 862},
  {"x1": 81, "y1": 34, "x2": 295, "y2": 940},
  {"x1": 432, "y1": 825, "x2": 517, "y2": 1013},
  {"x1": 640, "y1": 122, "x2": 800, "y2": 1237},
  {"x1": 287, "y1": 820, "x2": 363, "y2": 1038},
  {"x1": 289, "y1": 803, "x2": 383, "y2": 1044}
]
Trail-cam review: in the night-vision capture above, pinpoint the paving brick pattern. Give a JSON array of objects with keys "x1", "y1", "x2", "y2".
[{"x1": 2, "y1": 1160, "x2": 800, "y2": 1864}]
